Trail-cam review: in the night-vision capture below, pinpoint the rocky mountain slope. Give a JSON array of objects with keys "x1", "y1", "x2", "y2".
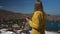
[{"x1": 0, "y1": 9, "x2": 60, "y2": 21}]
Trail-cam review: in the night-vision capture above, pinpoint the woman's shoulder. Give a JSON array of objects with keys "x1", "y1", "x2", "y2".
[{"x1": 34, "y1": 11, "x2": 42, "y2": 14}]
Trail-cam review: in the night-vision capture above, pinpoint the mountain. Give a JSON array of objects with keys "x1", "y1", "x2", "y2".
[
  {"x1": 0, "y1": 9, "x2": 60, "y2": 21},
  {"x1": 0, "y1": 9, "x2": 22, "y2": 20},
  {"x1": 46, "y1": 14, "x2": 60, "y2": 21}
]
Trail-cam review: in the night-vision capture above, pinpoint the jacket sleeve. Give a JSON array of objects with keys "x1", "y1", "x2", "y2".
[{"x1": 29, "y1": 11, "x2": 41, "y2": 29}]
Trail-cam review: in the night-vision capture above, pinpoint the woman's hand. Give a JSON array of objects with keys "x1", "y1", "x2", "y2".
[{"x1": 26, "y1": 17, "x2": 30, "y2": 22}]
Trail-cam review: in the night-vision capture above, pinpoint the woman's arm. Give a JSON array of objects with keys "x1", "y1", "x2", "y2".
[{"x1": 29, "y1": 11, "x2": 41, "y2": 29}]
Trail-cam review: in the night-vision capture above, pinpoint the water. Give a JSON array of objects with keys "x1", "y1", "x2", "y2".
[{"x1": 46, "y1": 21, "x2": 60, "y2": 31}]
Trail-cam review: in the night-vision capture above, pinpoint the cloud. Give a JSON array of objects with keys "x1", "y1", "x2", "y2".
[{"x1": 0, "y1": 6, "x2": 3, "y2": 8}]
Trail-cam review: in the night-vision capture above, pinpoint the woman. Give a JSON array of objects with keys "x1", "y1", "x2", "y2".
[
  {"x1": 26, "y1": 0, "x2": 46, "y2": 34},
  {"x1": 26, "y1": 10, "x2": 46, "y2": 34}
]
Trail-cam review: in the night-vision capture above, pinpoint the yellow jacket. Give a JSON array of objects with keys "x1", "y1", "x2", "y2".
[{"x1": 29, "y1": 11, "x2": 46, "y2": 34}]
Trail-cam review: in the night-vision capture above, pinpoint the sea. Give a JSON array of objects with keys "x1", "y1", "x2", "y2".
[{"x1": 46, "y1": 20, "x2": 60, "y2": 31}]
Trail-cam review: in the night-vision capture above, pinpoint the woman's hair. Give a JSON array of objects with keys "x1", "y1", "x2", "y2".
[
  {"x1": 34, "y1": 0, "x2": 43, "y2": 12},
  {"x1": 34, "y1": 3, "x2": 43, "y2": 11}
]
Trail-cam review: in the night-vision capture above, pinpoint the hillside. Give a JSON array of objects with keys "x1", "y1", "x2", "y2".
[
  {"x1": 0, "y1": 9, "x2": 60, "y2": 21},
  {"x1": 0, "y1": 10, "x2": 22, "y2": 20}
]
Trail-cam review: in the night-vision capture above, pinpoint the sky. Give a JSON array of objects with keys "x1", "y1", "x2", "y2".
[{"x1": 0, "y1": 0, "x2": 60, "y2": 15}]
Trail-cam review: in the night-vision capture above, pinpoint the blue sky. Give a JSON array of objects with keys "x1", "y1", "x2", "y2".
[{"x1": 0, "y1": 0, "x2": 60, "y2": 15}]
